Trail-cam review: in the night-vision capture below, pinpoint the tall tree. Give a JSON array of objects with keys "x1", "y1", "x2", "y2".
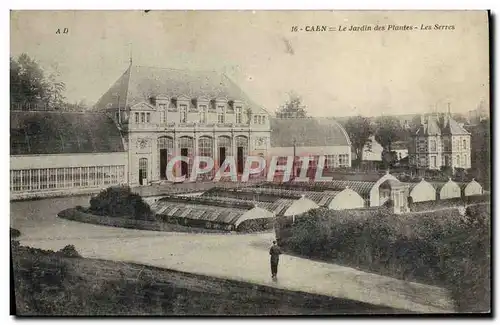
[
  {"x1": 344, "y1": 115, "x2": 374, "y2": 167},
  {"x1": 10, "y1": 53, "x2": 66, "y2": 109},
  {"x1": 374, "y1": 116, "x2": 405, "y2": 166},
  {"x1": 276, "y1": 92, "x2": 307, "y2": 118}
]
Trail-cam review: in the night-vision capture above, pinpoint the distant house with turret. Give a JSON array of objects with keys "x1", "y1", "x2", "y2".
[{"x1": 408, "y1": 110, "x2": 471, "y2": 171}]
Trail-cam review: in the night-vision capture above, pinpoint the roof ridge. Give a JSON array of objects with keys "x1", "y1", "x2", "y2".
[{"x1": 133, "y1": 64, "x2": 222, "y2": 74}]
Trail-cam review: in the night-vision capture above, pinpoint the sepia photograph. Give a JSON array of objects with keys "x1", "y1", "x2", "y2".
[{"x1": 9, "y1": 9, "x2": 491, "y2": 316}]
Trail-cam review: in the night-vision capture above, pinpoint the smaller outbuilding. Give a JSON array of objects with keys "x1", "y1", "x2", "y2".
[
  {"x1": 283, "y1": 195, "x2": 320, "y2": 217},
  {"x1": 433, "y1": 179, "x2": 462, "y2": 200},
  {"x1": 321, "y1": 188, "x2": 366, "y2": 210},
  {"x1": 462, "y1": 179, "x2": 484, "y2": 197},
  {"x1": 409, "y1": 178, "x2": 437, "y2": 203}
]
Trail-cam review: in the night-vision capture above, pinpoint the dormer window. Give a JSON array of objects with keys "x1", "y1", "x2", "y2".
[
  {"x1": 159, "y1": 103, "x2": 167, "y2": 123},
  {"x1": 180, "y1": 105, "x2": 187, "y2": 123},
  {"x1": 217, "y1": 105, "x2": 225, "y2": 124},
  {"x1": 199, "y1": 105, "x2": 207, "y2": 124},
  {"x1": 235, "y1": 106, "x2": 242, "y2": 124},
  {"x1": 169, "y1": 98, "x2": 177, "y2": 109}
]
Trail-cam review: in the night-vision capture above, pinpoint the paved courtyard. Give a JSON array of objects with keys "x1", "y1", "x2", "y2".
[{"x1": 11, "y1": 196, "x2": 455, "y2": 313}]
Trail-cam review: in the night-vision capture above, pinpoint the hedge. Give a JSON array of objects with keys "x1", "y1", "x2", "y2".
[{"x1": 277, "y1": 204, "x2": 491, "y2": 312}]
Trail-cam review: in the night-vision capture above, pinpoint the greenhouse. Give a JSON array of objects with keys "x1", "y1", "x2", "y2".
[
  {"x1": 462, "y1": 179, "x2": 483, "y2": 196},
  {"x1": 150, "y1": 196, "x2": 275, "y2": 231},
  {"x1": 433, "y1": 179, "x2": 462, "y2": 200},
  {"x1": 409, "y1": 178, "x2": 437, "y2": 203}
]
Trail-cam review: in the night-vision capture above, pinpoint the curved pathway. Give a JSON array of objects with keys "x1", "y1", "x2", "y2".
[{"x1": 11, "y1": 196, "x2": 455, "y2": 313}]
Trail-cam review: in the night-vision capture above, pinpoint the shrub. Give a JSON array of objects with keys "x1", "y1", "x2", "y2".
[
  {"x1": 89, "y1": 186, "x2": 153, "y2": 220},
  {"x1": 278, "y1": 204, "x2": 491, "y2": 312},
  {"x1": 11, "y1": 228, "x2": 21, "y2": 239},
  {"x1": 57, "y1": 245, "x2": 81, "y2": 258}
]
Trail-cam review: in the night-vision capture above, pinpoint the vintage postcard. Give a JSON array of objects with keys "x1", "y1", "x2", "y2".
[{"x1": 10, "y1": 10, "x2": 490, "y2": 316}]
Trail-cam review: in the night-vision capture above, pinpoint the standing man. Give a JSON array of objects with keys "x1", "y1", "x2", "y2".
[{"x1": 269, "y1": 240, "x2": 282, "y2": 280}]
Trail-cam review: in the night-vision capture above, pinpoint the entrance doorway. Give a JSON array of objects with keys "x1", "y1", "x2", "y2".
[
  {"x1": 181, "y1": 148, "x2": 189, "y2": 177},
  {"x1": 159, "y1": 149, "x2": 168, "y2": 179},
  {"x1": 139, "y1": 158, "x2": 148, "y2": 186},
  {"x1": 237, "y1": 146, "x2": 244, "y2": 174},
  {"x1": 219, "y1": 147, "x2": 226, "y2": 168}
]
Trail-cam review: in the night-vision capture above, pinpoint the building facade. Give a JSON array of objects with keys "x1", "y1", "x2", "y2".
[
  {"x1": 94, "y1": 64, "x2": 271, "y2": 186},
  {"x1": 408, "y1": 113, "x2": 471, "y2": 170}
]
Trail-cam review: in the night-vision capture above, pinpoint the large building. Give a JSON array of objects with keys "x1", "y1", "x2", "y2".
[
  {"x1": 93, "y1": 64, "x2": 272, "y2": 185},
  {"x1": 408, "y1": 112, "x2": 471, "y2": 171}
]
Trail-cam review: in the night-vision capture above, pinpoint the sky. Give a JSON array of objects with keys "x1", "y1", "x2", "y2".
[{"x1": 10, "y1": 10, "x2": 489, "y2": 117}]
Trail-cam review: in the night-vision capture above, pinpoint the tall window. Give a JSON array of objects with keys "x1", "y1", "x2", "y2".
[
  {"x1": 325, "y1": 155, "x2": 336, "y2": 169},
  {"x1": 146, "y1": 113, "x2": 151, "y2": 123},
  {"x1": 140, "y1": 112, "x2": 145, "y2": 123},
  {"x1": 217, "y1": 105, "x2": 225, "y2": 124},
  {"x1": 235, "y1": 106, "x2": 242, "y2": 124},
  {"x1": 199, "y1": 105, "x2": 207, "y2": 124},
  {"x1": 253, "y1": 115, "x2": 258, "y2": 124},
  {"x1": 159, "y1": 104, "x2": 167, "y2": 123},
  {"x1": 199, "y1": 137, "x2": 213, "y2": 156},
  {"x1": 418, "y1": 139, "x2": 426, "y2": 152},
  {"x1": 463, "y1": 139, "x2": 467, "y2": 150},
  {"x1": 431, "y1": 156, "x2": 437, "y2": 168},
  {"x1": 135, "y1": 112, "x2": 139, "y2": 123},
  {"x1": 430, "y1": 139, "x2": 436, "y2": 152},
  {"x1": 419, "y1": 156, "x2": 426, "y2": 167},
  {"x1": 180, "y1": 104, "x2": 187, "y2": 123},
  {"x1": 462, "y1": 154, "x2": 466, "y2": 166},
  {"x1": 455, "y1": 155, "x2": 460, "y2": 166},
  {"x1": 339, "y1": 154, "x2": 349, "y2": 167}
]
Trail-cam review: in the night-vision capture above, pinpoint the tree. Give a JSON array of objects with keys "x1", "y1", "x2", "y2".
[
  {"x1": 344, "y1": 115, "x2": 374, "y2": 167},
  {"x1": 276, "y1": 92, "x2": 307, "y2": 118},
  {"x1": 10, "y1": 53, "x2": 66, "y2": 109},
  {"x1": 374, "y1": 116, "x2": 405, "y2": 166}
]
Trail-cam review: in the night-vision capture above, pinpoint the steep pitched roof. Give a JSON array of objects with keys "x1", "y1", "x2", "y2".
[
  {"x1": 415, "y1": 115, "x2": 441, "y2": 136},
  {"x1": 10, "y1": 111, "x2": 125, "y2": 155},
  {"x1": 94, "y1": 64, "x2": 267, "y2": 114},
  {"x1": 270, "y1": 117, "x2": 351, "y2": 147},
  {"x1": 441, "y1": 116, "x2": 471, "y2": 135}
]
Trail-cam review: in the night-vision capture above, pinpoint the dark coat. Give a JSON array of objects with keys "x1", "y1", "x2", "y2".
[{"x1": 269, "y1": 244, "x2": 282, "y2": 264}]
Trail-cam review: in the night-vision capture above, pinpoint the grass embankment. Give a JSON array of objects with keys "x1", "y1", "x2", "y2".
[
  {"x1": 276, "y1": 203, "x2": 491, "y2": 313},
  {"x1": 11, "y1": 239, "x2": 402, "y2": 316}
]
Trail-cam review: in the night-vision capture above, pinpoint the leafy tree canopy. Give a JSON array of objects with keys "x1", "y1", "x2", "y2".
[{"x1": 276, "y1": 91, "x2": 307, "y2": 118}]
